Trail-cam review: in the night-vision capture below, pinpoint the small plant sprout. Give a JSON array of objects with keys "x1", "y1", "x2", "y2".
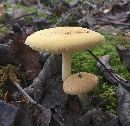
[
  {"x1": 63, "y1": 72, "x2": 98, "y2": 110},
  {"x1": 25, "y1": 27, "x2": 104, "y2": 81}
]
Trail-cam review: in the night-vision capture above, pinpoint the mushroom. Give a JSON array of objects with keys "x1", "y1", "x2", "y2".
[
  {"x1": 25, "y1": 27, "x2": 104, "y2": 81},
  {"x1": 63, "y1": 72, "x2": 98, "y2": 109}
]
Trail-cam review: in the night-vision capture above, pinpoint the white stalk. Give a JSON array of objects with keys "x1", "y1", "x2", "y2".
[{"x1": 62, "y1": 52, "x2": 72, "y2": 81}]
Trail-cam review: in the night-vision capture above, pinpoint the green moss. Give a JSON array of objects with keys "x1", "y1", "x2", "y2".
[
  {"x1": 16, "y1": 4, "x2": 36, "y2": 13},
  {"x1": 15, "y1": 4, "x2": 48, "y2": 19},
  {"x1": 72, "y1": 32, "x2": 130, "y2": 114},
  {"x1": 0, "y1": 64, "x2": 20, "y2": 99},
  {"x1": 0, "y1": 24, "x2": 10, "y2": 34},
  {"x1": 92, "y1": 82, "x2": 117, "y2": 114},
  {"x1": 65, "y1": 0, "x2": 74, "y2": 3},
  {"x1": 0, "y1": 14, "x2": 7, "y2": 24}
]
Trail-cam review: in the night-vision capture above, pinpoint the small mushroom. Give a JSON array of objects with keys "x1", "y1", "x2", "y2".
[
  {"x1": 63, "y1": 72, "x2": 98, "y2": 110},
  {"x1": 25, "y1": 27, "x2": 104, "y2": 81}
]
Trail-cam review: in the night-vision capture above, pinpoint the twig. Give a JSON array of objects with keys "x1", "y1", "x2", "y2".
[
  {"x1": 13, "y1": 81, "x2": 44, "y2": 110},
  {"x1": 0, "y1": 12, "x2": 37, "y2": 29},
  {"x1": 87, "y1": 50, "x2": 128, "y2": 84}
]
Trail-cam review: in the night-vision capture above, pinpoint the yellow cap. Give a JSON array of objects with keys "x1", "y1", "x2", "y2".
[
  {"x1": 25, "y1": 27, "x2": 105, "y2": 53},
  {"x1": 63, "y1": 72, "x2": 98, "y2": 95}
]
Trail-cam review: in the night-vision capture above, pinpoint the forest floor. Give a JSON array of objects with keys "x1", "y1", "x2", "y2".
[{"x1": 0, "y1": 0, "x2": 130, "y2": 125}]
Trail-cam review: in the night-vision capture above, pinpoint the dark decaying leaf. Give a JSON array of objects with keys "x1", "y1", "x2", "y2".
[
  {"x1": 21, "y1": 54, "x2": 62, "y2": 102},
  {"x1": 81, "y1": 108, "x2": 119, "y2": 126},
  {"x1": 96, "y1": 55, "x2": 118, "y2": 85},
  {"x1": 110, "y1": 2, "x2": 130, "y2": 14},
  {"x1": 14, "y1": 102, "x2": 51, "y2": 126},
  {"x1": 13, "y1": 54, "x2": 62, "y2": 125},
  {"x1": 62, "y1": 97, "x2": 82, "y2": 126},
  {"x1": 41, "y1": 76, "x2": 68, "y2": 109},
  {"x1": 22, "y1": 46, "x2": 41, "y2": 81},
  {"x1": 0, "y1": 33, "x2": 13, "y2": 44},
  {"x1": 49, "y1": 97, "x2": 80, "y2": 126},
  {"x1": 10, "y1": 25, "x2": 41, "y2": 81},
  {"x1": 116, "y1": 45, "x2": 130, "y2": 72},
  {"x1": 36, "y1": 107, "x2": 51, "y2": 126},
  {"x1": 52, "y1": 1, "x2": 70, "y2": 16},
  {"x1": 0, "y1": 44, "x2": 13, "y2": 66},
  {"x1": 12, "y1": 9, "x2": 25, "y2": 19},
  {"x1": 32, "y1": 19, "x2": 51, "y2": 30},
  {"x1": 0, "y1": 100, "x2": 18, "y2": 126},
  {"x1": 14, "y1": 103, "x2": 34, "y2": 126},
  {"x1": 97, "y1": 1, "x2": 130, "y2": 29},
  {"x1": 58, "y1": 5, "x2": 82, "y2": 26},
  {"x1": 39, "y1": 52, "x2": 50, "y2": 67},
  {"x1": 116, "y1": 84, "x2": 130, "y2": 126},
  {"x1": 63, "y1": 97, "x2": 118, "y2": 126},
  {"x1": 12, "y1": 24, "x2": 23, "y2": 33},
  {"x1": 97, "y1": 25, "x2": 119, "y2": 35}
]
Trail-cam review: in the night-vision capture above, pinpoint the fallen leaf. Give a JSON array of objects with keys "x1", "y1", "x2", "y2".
[
  {"x1": 41, "y1": 77, "x2": 68, "y2": 109},
  {"x1": 22, "y1": 46, "x2": 41, "y2": 81},
  {"x1": 0, "y1": 100, "x2": 18, "y2": 126}
]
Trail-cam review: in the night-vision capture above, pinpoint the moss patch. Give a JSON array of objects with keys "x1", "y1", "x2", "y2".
[{"x1": 72, "y1": 32, "x2": 130, "y2": 114}]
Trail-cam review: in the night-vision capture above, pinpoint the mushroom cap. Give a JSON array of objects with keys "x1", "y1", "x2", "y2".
[
  {"x1": 25, "y1": 27, "x2": 105, "y2": 53},
  {"x1": 63, "y1": 72, "x2": 98, "y2": 95}
]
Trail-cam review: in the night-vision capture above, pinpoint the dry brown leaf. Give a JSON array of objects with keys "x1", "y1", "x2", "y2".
[
  {"x1": 4, "y1": 91, "x2": 14, "y2": 102},
  {"x1": 22, "y1": 46, "x2": 41, "y2": 81}
]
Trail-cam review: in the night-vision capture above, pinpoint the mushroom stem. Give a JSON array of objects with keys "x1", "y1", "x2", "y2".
[
  {"x1": 62, "y1": 52, "x2": 72, "y2": 81},
  {"x1": 78, "y1": 94, "x2": 89, "y2": 110}
]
